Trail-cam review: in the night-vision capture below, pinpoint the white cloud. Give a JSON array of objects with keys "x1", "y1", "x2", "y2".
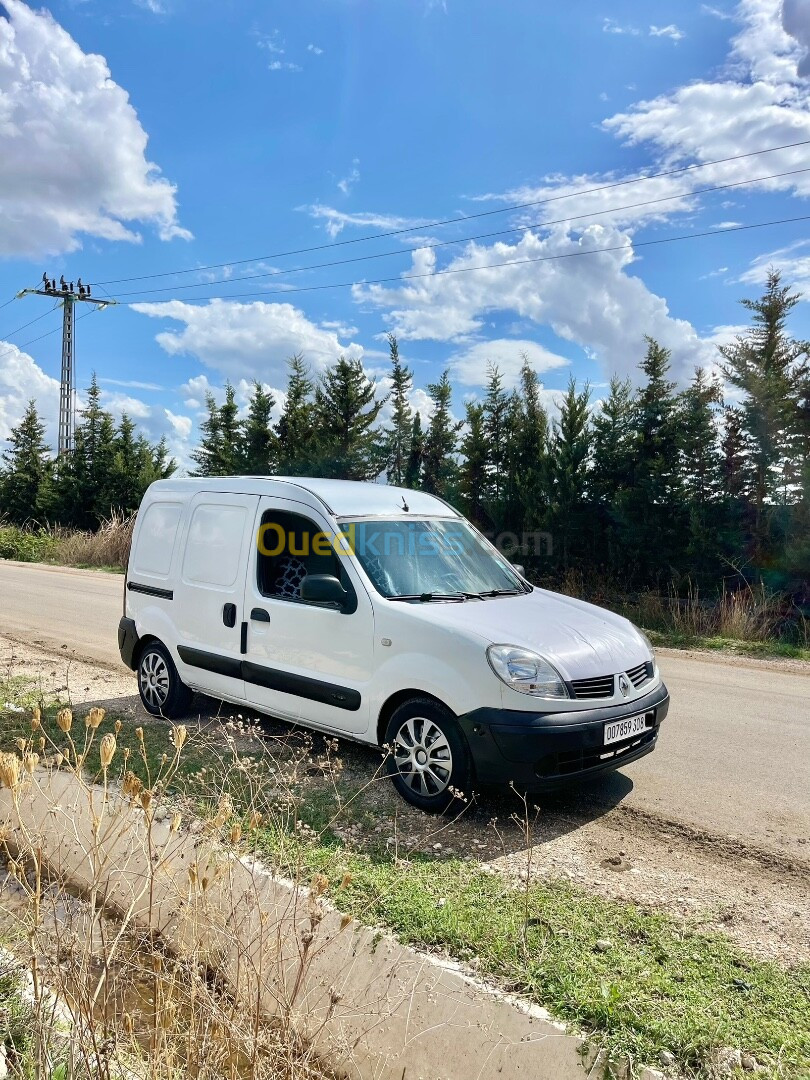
[
  {"x1": 254, "y1": 29, "x2": 284, "y2": 54},
  {"x1": 713, "y1": 220, "x2": 744, "y2": 228},
  {"x1": 134, "y1": 0, "x2": 166, "y2": 13},
  {"x1": 739, "y1": 239, "x2": 810, "y2": 293},
  {"x1": 354, "y1": 227, "x2": 714, "y2": 383},
  {"x1": 603, "y1": 18, "x2": 640, "y2": 35},
  {"x1": 303, "y1": 203, "x2": 423, "y2": 240},
  {"x1": 100, "y1": 390, "x2": 152, "y2": 420},
  {"x1": 447, "y1": 339, "x2": 570, "y2": 387},
  {"x1": 99, "y1": 377, "x2": 164, "y2": 391},
  {"x1": 782, "y1": 0, "x2": 810, "y2": 76},
  {"x1": 164, "y1": 409, "x2": 192, "y2": 439},
  {"x1": 133, "y1": 299, "x2": 364, "y2": 383},
  {"x1": 0, "y1": 0, "x2": 190, "y2": 257},
  {"x1": 0, "y1": 343, "x2": 60, "y2": 446},
  {"x1": 701, "y1": 4, "x2": 737, "y2": 19},
  {"x1": 307, "y1": 43, "x2": 324, "y2": 55},
  {"x1": 269, "y1": 60, "x2": 302, "y2": 72},
  {"x1": 649, "y1": 24, "x2": 686, "y2": 41},
  {"x1": 337, "y1": 159, "x2": 361, "y2": 196}
]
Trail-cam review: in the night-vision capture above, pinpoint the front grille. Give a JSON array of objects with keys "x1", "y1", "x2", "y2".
[
  {"x1": 626, "y1": 661, "x2": 653, "y2": 689},
  {"x1": 570, "y1": 674, "x2": 615, "y2": 699}
]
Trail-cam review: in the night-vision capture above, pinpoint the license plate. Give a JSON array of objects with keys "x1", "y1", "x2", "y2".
[{"x1": 604, "y1": 713, "x2": 649, "y2": 746}]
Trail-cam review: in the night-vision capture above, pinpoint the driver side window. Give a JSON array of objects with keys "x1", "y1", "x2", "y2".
[{"x1": 257, "y1": 509, "x2": 349, "y2": 604}]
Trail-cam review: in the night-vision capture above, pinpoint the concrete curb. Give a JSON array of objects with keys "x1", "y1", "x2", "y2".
[{"x1": 0, "y1": 770, "x2": 665, "y2": 1080}]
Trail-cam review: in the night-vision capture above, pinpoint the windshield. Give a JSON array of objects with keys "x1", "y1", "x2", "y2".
[{"x1": 339, "y1": 518, "x2": 527, "y2": 599}]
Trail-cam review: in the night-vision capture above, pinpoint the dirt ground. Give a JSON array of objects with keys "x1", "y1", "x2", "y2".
[{"x1": 2, "y1": 632, "x2": 808, "y2": 968}]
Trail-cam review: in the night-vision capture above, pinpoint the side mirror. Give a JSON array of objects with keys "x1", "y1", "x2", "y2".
[
  {"x1": 301, "y1": 574, "x2": 348, "y2": 608},
  {"x1": 512, "y1": 564, "x2": 526, "y2": 577}
]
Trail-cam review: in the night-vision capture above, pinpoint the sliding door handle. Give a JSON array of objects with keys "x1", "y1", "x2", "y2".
[
  {"x1": 250, "y1": 607, "x2": 271, "y2": 623},
  {"x1": 222, "y1": 603, "x2": 237, "y2": 628}
]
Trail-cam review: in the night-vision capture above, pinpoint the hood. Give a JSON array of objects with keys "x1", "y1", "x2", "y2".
[{"x1": 399, "y1": 588, "x2": 650, "y2": 681}]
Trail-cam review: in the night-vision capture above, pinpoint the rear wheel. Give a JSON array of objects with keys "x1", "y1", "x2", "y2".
[
  {"x1": 137, "y1": 641, "x2": 193, "y2": 718},
  {"x1": 384, "y1": 698, "x2": 472, "y2": 814}
]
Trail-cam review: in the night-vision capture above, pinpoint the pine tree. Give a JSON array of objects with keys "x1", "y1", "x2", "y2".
[
  {"x1": 421, "y1": 371, "x2": 461, "y2": 498},
  {"x1": 191, "y1": 385, "x2": 241, "y2": 476},
  {"x1": 0, "y1": 400, "x2": 51, "y2": 525},
  {"x1": 404, "y1": 412, "x2": 424, "y2": 489},
  {"x1": 312, "y1": 357, "x2": 386, "y2": 480},
  {"x1": 382, "y1": 334, "x2": 413, "y2": 486},
  {"x1": 512, "y1": 358, "x2": 549, "y2": 537},
  {"x1": 482, "y1": 364, "x2": 510, "y2": 507},
  {"x1": 50, "y1": 375, "x2": 118, "y2": 528},
  {"x1": 591, "y1": 376, "x2": 633, "y2": 506},
  {"x1": 548, "y1": 377, "x2": 591, "y2": 569},
  {"x1": 275, "y1": 354, "x2": 317, "y2": 474},
  {"x1": 459, "y1": 401, "x2": 488, "y2": 526},
  {"x1": 678, "y1": 368, "x2": 724, "y2": 576},
  {"x1": 241, "y1": 382, "x2": 278, "y2": 474},
  {"x1": 615, "y1": 338, "x2": 685, "y2": 582},
  {"x1": 718, "y1": 270, "x2": 810, "y2": 563}
]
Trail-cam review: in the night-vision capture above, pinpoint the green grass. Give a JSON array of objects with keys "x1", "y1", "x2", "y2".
[
  {"x1": 646, "y1": 629, "x2": 810, "y2": 662},
  {"x1": 0, "y1": 964, "x2": 36, "y2": 1078},
  {"x1": 0, "y1": 526, "x2": 57, "y2": 564},
  {"x1": 246, "y1": 783, "x2": 810, "y2": 1080}
]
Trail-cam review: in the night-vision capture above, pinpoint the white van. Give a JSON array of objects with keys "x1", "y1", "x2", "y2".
[{"x1": 119, "y1": 477, "x2": 669, "y2": 812}]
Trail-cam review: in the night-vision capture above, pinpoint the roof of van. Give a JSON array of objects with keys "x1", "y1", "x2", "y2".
[{"x1": 147, "y1": 476, "x2": 460, "y2": 518}]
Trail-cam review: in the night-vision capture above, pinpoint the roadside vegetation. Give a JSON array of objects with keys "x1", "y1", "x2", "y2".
[
  {"x1": 1, "y1": 670, "x2": 808, "y2": 1079},
  {"x1": 2, "y1": 272, "x2": 808, "y2": 661}
]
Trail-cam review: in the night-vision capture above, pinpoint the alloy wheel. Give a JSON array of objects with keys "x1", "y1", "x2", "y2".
[
  {"x1": 139, "y1": 650, "x2": 170, "y2": 711},
  {"x1": 392, "y1": 715, "x2": 453, "y2": 797}
]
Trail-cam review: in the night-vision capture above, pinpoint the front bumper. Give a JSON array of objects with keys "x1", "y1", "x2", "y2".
[{"x1": 458, "y1": 681, "x2": 669, "y2": 790}]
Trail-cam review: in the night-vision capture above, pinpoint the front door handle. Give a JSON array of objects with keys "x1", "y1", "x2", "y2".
[
  {"x1": 222, "y1": 603, "x2": 237, "y2": 628},
  {"x1": 250, "y1": 607, "x2": 271, "y2": 623}
]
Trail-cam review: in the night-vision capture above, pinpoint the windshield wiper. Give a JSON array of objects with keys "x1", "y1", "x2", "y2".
[
  {"x1": 477, "y1": 588, "x2": 523, "y2": 598},
  {"x1": 389, "y1": 591, "x2": 480, "y2": 603}
]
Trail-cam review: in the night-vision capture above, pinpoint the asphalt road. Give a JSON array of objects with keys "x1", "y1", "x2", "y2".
[{"x1": 1, "y1": 560, "x2": 808, "y2": 861}]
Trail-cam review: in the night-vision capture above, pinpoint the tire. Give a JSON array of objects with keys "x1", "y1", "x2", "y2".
[
  {"x1": 137, "y1": 640, "x2": 193, "y2": 718},
  {"x1": 384, "y1": 697, "x2": 472, "y2": 814}
]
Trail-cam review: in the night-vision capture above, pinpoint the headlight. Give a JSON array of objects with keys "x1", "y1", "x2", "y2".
[
  {"x1": 487, "y1": 645, "x2": 569, "y2": 699},
  {"x1": 633, "y1": 625, "x2": 655, "y2": 660}
]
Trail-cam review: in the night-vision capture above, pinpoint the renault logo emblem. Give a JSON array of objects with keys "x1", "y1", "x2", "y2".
[{"x1": 618, "y1": 675, "x2": 630, "y2": 698}]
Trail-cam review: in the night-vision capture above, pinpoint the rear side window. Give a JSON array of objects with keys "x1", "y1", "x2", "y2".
[
  {"x1": 183, "y1": 504, "x2": 247, "y2": 588},
  {"x1": 132, "y1": 503, "x2": 182, "y2": 577}
]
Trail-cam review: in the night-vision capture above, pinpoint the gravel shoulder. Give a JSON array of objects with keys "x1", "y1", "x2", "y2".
[{"x1": 2, "y1": 632, "x2": 808, "y2": 968}]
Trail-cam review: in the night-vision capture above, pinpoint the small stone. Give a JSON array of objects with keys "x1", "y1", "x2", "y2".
[
  {"x1": 659, "y1": 1050, "x2": 676, "y2": 1068},
  {"x1": 437, "y1": 898, "x2": 447, "y2": 908},
  {"x1": 595, "y1": 938, "x2": 612, "y2": 952},
  {"x1": 740, "y1": 1052, "x2": 760, "y2": 1072},
  {"x1": 432, "y1": 843, "x2": 442, "y2": 850}
]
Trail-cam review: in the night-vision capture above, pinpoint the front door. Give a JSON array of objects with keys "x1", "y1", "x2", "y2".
[
  {"x1": 242, "y1": 497, "x2": 375, "y2": 735},
  {"x1": 172, "y1": 491, "x2": 258, "y2": 702}
]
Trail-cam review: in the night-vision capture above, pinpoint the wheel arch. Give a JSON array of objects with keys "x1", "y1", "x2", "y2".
[
  {"x1": 376, "y1": 688, "x2": 455, "y2": 746},
  {"x1": 132, "y1": 632, "x2": 162, "y2": 670}
]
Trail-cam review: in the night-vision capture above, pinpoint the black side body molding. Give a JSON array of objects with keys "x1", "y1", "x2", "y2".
[
  {"x1": 242, "y1": 661, "x2": 361, "y2": 711},
  {"x1": 127, "y1": 581, "x2": 174, "y2": 600},
  {"x1": 177, "y1": 646, "x2": 243, "y2": 681}
]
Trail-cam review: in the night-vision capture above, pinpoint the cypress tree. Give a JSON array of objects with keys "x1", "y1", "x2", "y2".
[
  {"x1": 190, "y1": 385, "x2": 241, "y2": 477},
  {"x1": 548, "y1": 377, "x2": 591, "y2": 569}
]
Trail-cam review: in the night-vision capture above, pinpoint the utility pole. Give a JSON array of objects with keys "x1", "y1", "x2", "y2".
[{"x1": 16, "y1": 275, "x2": 117, "y2": 457}]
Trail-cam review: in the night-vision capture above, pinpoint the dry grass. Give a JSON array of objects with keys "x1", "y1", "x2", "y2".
[
  {"x1": 47, "y1": 513, "x2": 135, "y2": 570},
  {"x1": 0, "y1": 706, "x2": 351, "y2": 1080}
]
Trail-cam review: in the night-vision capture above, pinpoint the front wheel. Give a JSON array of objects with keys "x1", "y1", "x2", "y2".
[
  {"x1": 384, "y1": 698, "x2": 472, "y2": 814},
  {"x1": 137, "y1": 641, "x2": 193, "y2": 718}
]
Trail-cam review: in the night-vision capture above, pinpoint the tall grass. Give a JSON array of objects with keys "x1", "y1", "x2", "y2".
[{"x1": 0, "y1": 513, "x2": 134, "y2": 571}]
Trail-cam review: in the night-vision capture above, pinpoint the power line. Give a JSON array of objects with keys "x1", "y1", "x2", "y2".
[
  {"x1": 110, "y1": 166, "x2": 810, "y2": 299},
  {"x1": 0, "y1": 303, "x2": 61, "y2": 342},
  {"x1": 91, "y1": 137, "x2": 810, "y2": 288},
  {"x1": 118, "y1": 214, "x2": 810, "y2": 305}
]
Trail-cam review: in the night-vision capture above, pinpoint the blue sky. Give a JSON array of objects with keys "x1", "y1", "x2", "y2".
[{"x1": 1, "y1": 0, "x2": 809, "y2": 467}]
